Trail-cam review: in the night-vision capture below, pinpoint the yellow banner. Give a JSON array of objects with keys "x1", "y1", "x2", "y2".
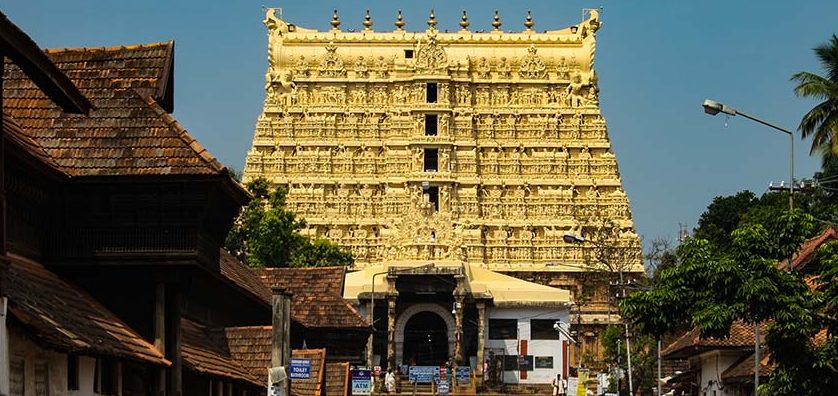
[{"x1": 576, "y1": 370, "x2": 588, "y2": 396}]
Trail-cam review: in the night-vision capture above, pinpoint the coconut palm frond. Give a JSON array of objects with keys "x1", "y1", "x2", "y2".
[
  {"x1": 792, "y1": 72, "x2": 838, "y2": 100},
  {"x1": 813, "y1": 34, "x2": 838, "y2": 83},
  {"x1": 794, "y1": 35, "x2": 838, "y2": 163}
]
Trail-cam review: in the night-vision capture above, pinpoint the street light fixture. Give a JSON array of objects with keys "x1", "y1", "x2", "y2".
[{"x1": 702, "y1": 98, "x2": 794, "y2": 395}]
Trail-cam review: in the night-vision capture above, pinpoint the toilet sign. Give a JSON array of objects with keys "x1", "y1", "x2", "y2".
[{"x1": 289, "y1": 359, "x2": 311, "y2": 379}]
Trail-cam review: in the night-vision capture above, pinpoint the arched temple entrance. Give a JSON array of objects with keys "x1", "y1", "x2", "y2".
[{"x1": 395, "y1": 303, "x2": 456, "y2": 366}]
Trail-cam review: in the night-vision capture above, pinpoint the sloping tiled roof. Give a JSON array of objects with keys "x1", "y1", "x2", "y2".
[
  {"x1": 181, "y1": 319, "x2": 262, "y2": 387},
  {"x1": 219, "y1": 326, "x2": 273, "y2": 384},
  {"x1": 324, "y1": 362, "x2": 350, "y2": 396},
  {"x1": 3, "y1": 113, "x2": 59, "y2": 170},
  {"x1": 253, "y1": 267, "x2": 368, "y2": 329},
  {"x1": 791, "y1": 226, "x2": 838, "y2": 270},
  {"x1": 254, "y1": 267, "x2": 345, "y2": 296},
  {"x1": 663, "y1": 321, "x2": 763, "y2": 360},
  {"x1": 5, "y1": 253, "x2": 169, "y2": 366},
  {"x1": 721, "y1": 349, "x2": 774, "y2": 382},
  {"x1": 219, "y1": 249, "x2": 272, "y2": 305},
  {"x1": 2, "y1": 42, "x2": 227, "y2": 177}
]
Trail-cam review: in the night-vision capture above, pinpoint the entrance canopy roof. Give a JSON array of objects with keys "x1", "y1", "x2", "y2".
[{"x1": 344, "y1": 262, "x2": 571, "y2": 307}]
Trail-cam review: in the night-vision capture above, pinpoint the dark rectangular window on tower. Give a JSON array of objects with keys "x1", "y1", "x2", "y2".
[
  {"x1": 425, "y1": 114, "x2": 438, "y2": 136},
  {"x1": 426, "y1": 82, "x2": 438, "y2": 103},
  {"x1": 427, "y1": 186, "x2": 440, "y2": 212},
  {"x1": 405, "y1": 49, "x2": 414, "y2": 59},
  {"x1": 423, "y1": 148, "x2": 438, "y2": 172}
]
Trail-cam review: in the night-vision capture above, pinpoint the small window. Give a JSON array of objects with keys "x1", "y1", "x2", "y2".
[
  {"x1": 489, "y1": 319, "x2": 518, "y2": 340},
  {"x1": 531, "y1": 319, "x2": 561, "y2": 340},
  {"x1": 425, "y1": 114, "x2": 438, "y2": 136},
  {"x1": 424, "y1": 148, "x2": 438, "y2": 172},
  {"x1": 405, "y1": 49, "x2": 414, "y2": 59},
  {"x1": 427, "y1": 186, "x2": 440, "y2": 212},
  {"x1": 426, "y1": 82, "x2": 438, "y2": 103},
  {"x1": 68, "y1": 355, "x2": 79, "y2": 390}
]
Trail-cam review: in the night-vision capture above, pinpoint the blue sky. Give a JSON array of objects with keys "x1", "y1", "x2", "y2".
[{"x1": 5, "y1": 1, "x2": 837, "y2": 246}]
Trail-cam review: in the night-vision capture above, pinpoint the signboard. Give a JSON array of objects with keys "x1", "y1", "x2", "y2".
[
  {"x1": 436, "y1": 379, "x2": 450, "y2": 395},
  {"x1": 408, "y1": 366, "x2": 437, "y2": 384},
  {"x1": 455, "y1": 367, "x2": 471, "y2": 385},
  {"x1": 351, "y1": 369, "x2": 372, "y2": 396},
  {"x1": 567, "y1": 377, "x2": 578, "y2": 395},
  {"x1": 576, "y1": 370, "x2": 589, "y2": 396},
  {"x1": 534, "y1": 356, "x2": 554, "y2": 369},
  {"x1": 289, "y1": 359, "x2": 311, "y2": 379}
]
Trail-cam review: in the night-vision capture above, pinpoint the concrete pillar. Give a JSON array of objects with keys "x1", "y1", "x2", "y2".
[
  {"x1": 476, "y1": 302, "x2": 486, "y2": 378},
  {"x1": 453, "y1": 295, "x2": 464, "y2": 365},
  {"x1": 386, "y1": 296, "x2": 396, "y2": 369},
  {"x1": 366, "y1": 299, "x2": 374, "y2": 369}
]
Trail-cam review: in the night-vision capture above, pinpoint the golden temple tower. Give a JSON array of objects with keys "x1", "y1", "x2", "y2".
[{"x1": 244, "y1": 9, "x2": 643, "y2": 364}]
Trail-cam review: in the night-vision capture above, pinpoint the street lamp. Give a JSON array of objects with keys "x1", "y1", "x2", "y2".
[
  {"x1": 702, "y1": 98, "x2": 794, "y2": 395},
  {"x1": 564, "y1": 232, "x2": 633, "y2": 396},
  {"x1": 702, "y1": 98, "x2": 794, "y2": 211}
]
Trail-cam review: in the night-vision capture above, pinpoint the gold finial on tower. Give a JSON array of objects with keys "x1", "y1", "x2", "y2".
[
  {"x1": 427, "y1": 9, "x2": 437, "y2": 29},
  {"x1": 394, "y1": 10, "x2": 405, "y2": 31},
  {"x1": 524, "y1": 10, "x2": 534, "y2": 31},
  {"x1": 492, "y1": 10, "x2": 502, "y2": 31},
  {"x1": 330, "y1": 9, "x2": 341, "y2": 30},
  {"x1": 363, "y1": 9, "x2": 373, "y2": 31},
  {"x1": 459, "y1": 10, "x2": 470, "y2": 31}
]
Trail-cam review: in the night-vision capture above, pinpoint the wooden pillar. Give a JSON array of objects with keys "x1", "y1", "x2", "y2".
[
  {"x1": 167, "y1": 286, "x2": 182, "y2": 396},
  {"x1": 271, "y1": 287, "x2": 292, "y2": 392},
  {"x1": 476, "y1": 302, "x2": 486, "y2": 378},
  {"x1": 0, "y1": 50, "x2": 6, "y2": 258},
  {"x1": 365, "y1": 299, "x2": 374, "y2": 369},
  {"x1": 154, "y1": 282, "x2": 167, "y2": 396}
]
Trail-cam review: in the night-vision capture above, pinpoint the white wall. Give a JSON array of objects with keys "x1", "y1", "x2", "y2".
[
  {"x1": 485, "y1": 307, "x2": 569, "y2": 384},
  {"x1": 1, "y1": 297, "x2": 8, "y2": 396},
  {"x1": 694, "y1": 351, "x2": 744, "y2": 396}
]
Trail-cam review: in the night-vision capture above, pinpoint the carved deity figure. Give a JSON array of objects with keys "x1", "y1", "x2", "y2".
[
  {"x1": 374, "y1": 56, "x2": 389, "y2": 79},
  {"x1": 415, "y1": 33, "x2": 448, "y2": 73},
  {"x1": 476, "y1": 57, "x2": 491, "y2": 79},
  {"x1": 355, "y1": 56, "x2": 369, "y2": 78},
  {"x1": 497, "y1": 57, "x2": 511, "y2": 78},
  {"x1": 519, "y1": 45, "x2": 547, "y2": 79},
  {"x1": 265, "y1": 69, "x2": 295, "y2": 106},
  {"x1": 557, "y1": 56, "x2": 570, "y2": 79},
  {"x1": 456, "y1": 85, "x2": 471, "y2": 105},
  {"x1": 566, "y1": 73, "x2": 587, "y2": 107},
  {"x1": 295, "y1": 55, "x2": 309, "y2": 78}
]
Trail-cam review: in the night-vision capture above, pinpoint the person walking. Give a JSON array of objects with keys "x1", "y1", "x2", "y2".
[
  {"x1": 386, "y1": 369, "x2": 397, "y2": 394},
  {"x1": 552, "y1": 373, "x2": 567, "y2": 396}
]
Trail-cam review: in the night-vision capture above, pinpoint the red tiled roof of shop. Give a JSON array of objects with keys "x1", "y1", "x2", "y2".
[
  {"x1": 181, "y1": 319, "x2": 262, "y2": 387},
  {"x1": 663, "y1": 321, "x2": 764, "y2": 359},
  {"x1": 791, "y1": 226, "x2": 838, "y2": 270},
  {"x1": 219, "y1": 249, "x2": 272, "y2": 305},
  {"x1": 2, "y1": 42, "x2": 227, "y2": 177},
  {"x1": 325, "y1": 362, "x2": 350, "y2": 396},
  {"x1": 291, "y1": 349, "x2": 327, "y2": 396},
  {"x1": 720, "y1": 349, "x2": 774, "y2": 382},
  {"x1": 253, "y1": 267, "x2": 368, "y2": 329},
  {"x1": 5, "y1": 253, "x2": 169, "y2": 366}
]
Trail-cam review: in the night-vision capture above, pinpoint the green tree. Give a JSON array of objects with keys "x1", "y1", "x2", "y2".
[
  {"x1": 792, "y1": 34, "x2": 838, "y2": 164},
  {"x1": 600, "y1": 325, "x2": 657, "y2": 396},
  {"x1": 622, "y1": 210, "x2": 838, "y2": 395},
  {"x1": 224, "y1": 178, "x2": 353, "y2": 268},
  {"x1": 692, "y1": 190, "x2": 758, "y2": 252}
]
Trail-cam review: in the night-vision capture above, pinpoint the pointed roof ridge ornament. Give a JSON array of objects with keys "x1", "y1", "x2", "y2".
[
  {"x1": 524, "y1": 10, "x2": 535, "y2": 31},
  {"x1": 363, "y1": 9, "x2": 373, "y2": 31},
  {"x1": 459, "y1": 10, "x2": 470, "y2": 31},
  {"x1": 394, "y1": 9, "x2": 405, "y2": 31},
  {"x1": 330, "y1": 9, "x2": 341, "y2": 31},
  {"x1": 427, "y1": 9, "x2": 437, "y2": 29},
  {"x1": 492, "y1": 10, "x2": 502, "y2": 31}
]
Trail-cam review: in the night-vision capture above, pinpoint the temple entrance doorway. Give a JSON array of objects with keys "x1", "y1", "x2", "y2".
[{"x1": 402, "y1": 311, "x2": 449, "y2": 366}]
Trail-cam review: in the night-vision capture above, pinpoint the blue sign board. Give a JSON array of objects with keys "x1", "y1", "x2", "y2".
[
  {"x1": 455, "y1": 367, "x2": 471, "y2": 385},
  {"x1": 351, "y1": 370, "x2": 372, "y2": 395},
  {"x1": 289, "y1": 358, "x2": 311, "y2": 379},
  {"x1": 408, "y1": 366, "x2": 437, "y2": 384},
  {"x1": 437, "y1": 380, "x2": 450, "y2": 395}
]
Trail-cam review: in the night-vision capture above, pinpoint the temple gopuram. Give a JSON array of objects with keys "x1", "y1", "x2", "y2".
[{"x1": 244, "y1": 8, "x2": 643, "y2": 386}]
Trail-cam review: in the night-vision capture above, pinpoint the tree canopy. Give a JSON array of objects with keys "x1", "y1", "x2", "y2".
[
  {"x1": 792, "y1": 34, "x2": 838, "y2": 164},
  {"x1": 224, "y1": 178, "x2": 353, "y2": 268}
]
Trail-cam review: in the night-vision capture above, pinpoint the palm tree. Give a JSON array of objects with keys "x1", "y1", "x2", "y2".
[{"x1": 792, "y1": 34, "x2": 838, "y2": 165}]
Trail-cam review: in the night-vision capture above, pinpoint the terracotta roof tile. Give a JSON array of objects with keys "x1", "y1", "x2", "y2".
[
  {"x1": 662, "y1": 321, "x2": 763, "y2": 359},
  {"x1": 324, "y1": 362, "x2": 350, "y2": 396},
  {"x1": 5, "y1": 253, "x2": 169, "y2": 366},
  {"x1": 180, "y1": 319, "x2": 262, "y2": 386},
  {"x1": 218, "y1": 326, "x2": 273, "y2": 384},
  {"x1": 720, "y1": 349, "x2": 774, "y2": 382},
  {"x1": 253, "y1": 268, "x2": 368, "y2": 329},
  {"x1": 219, "y1": 250, "x2": 272, "y2": 304},
  {"x1": 791, "y1": 226, "x2": 838, "y2": 270},
  {"x1": 2, "y1": 42, "x2": 226, "y2": 177},
  {"x1": 290, "y1": 349, "x2": 327, "y2": 396}
]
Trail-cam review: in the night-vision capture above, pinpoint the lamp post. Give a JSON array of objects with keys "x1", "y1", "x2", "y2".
[
  {"x1": 702, "y1": 99, "x2": 794, "y2": 395},
  {"x1": 702, "y1": 98, "x2": 794, "y2": 211},
  {"x1": 563, "y1": 233, "x2": 633, "y2": 396}
]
